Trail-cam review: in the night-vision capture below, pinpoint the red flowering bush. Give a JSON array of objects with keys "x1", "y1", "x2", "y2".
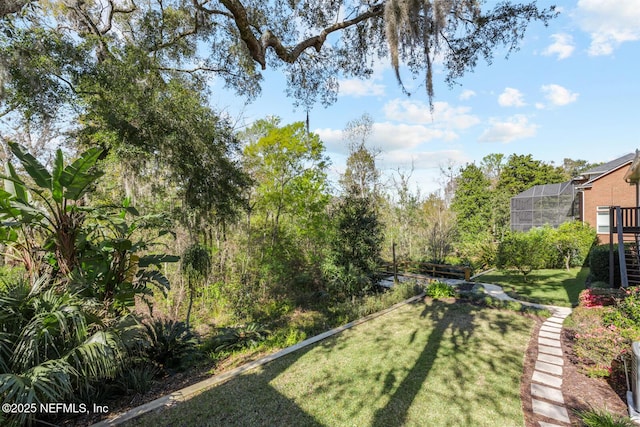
[
  {"x1": 570, "y1": 286, "x2": 640, "y2": 378},
  {"x1": 572, "y1": 321, "x2": 629, "y2": 377},
  {"x1": 578, "y1": 288, "x2": 621, "y2": 308}
]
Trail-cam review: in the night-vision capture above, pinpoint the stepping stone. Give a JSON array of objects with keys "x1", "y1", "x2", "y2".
[
  {"x1": 539, "y1": 330, "x2": 561, "y2": 340},
  {"x1": 538, "y1": 353, "x2": 564, "y2": 366},
  {"x1": 541, "y1": 324, "x2": 562, "y2": 332},
  {"x1": 531, "y1": 383, "x2": 565, "y2": 404},
  {"x1": 539, "y1": 421, "x2": 566, "y2": 427},
  {"x1": 539, "y1": 337, "x2": 561, "y2": 347},
  {"x1": 532, "y1": 399, "x2": 570, "y2": 423},
  {"x1": 535, "y1": 360, "x2": 564, "y2": 376},
  {"x1": 545, "y1": 318, "x2": 565, "y2": 326},
  {"x1": 532, "y1": 371, "x2": 562, "y2": 388},
  {"x1": 538, "y1": 344, "x2": 563, "y2": 356}
]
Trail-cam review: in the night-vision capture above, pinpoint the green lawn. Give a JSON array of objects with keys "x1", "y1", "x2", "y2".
[
  {"x1": 477, "y1": 267, "x2": 589, "y2": 307},
  {"x1": 129, "y1": 300, "x2": 534, "y2": 427}
]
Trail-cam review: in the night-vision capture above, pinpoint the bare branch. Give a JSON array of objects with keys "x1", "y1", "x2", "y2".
[
  {"x1": 157, "y1": 65, "x2": 242, "y2": 77},
  {"x1": 0, "y1": 0, "x2": 36, "y2": 18},
  {"x1": 265, "y1": 4, "x2": 385, "y2": 64},
  {"x1": 101, "y1": 0, "x2": 137, "y2": 35},
  {"x1": 219, "y1": 0, "x2": 384, "y2": 69},
  {"x1": 219, "y1": 0, "x2": 266, "y2": 68},
  {"x1": 193, "y1": 0, "x2": 234, "y2": 19}
]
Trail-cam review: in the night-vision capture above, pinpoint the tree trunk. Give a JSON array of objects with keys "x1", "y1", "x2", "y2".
[{"x1": 185, "y1": 278, "x2": 194, "y2": 331}]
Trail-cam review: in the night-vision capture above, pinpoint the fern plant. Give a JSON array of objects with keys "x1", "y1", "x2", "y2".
[
  {"x1": 207, "y1": 323, "x2": 270, "y2": 353},
  {"x1": 425, "y1": 281, "x2": 456, "y2": 299}
]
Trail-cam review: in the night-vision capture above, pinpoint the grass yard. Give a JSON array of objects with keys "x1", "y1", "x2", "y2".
[
  {"x1": 128, "y1": 300, "x2": 534, "y2": 427},
  {"x1": 477, "y1": 267, "x2": 589, "y2": 307}
]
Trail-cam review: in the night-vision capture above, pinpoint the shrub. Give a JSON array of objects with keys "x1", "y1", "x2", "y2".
[
  {"x1": 206, "y1": 323, "x2": 270, "y2": 354},
  {"x1": 576, "y1": 407, "x2": 636, "y2": 427},
  {"x1": 553, "y1": 221, "x2": 597, "y2": 270},
  {"x1": 579, "y1": 289, "x2": 618, "y2": 308},
  {"x1": 425, "y1": 281, "x2": 456, "y2": 299},
  {"x1": 572, "y1": 323, "x2": 627, "y2": 377},
  {"x1": 0, "y1": 280, "x2": 135, "y2": 427},
  {"x1": 496, "y1": 230, "x2": 548, "y2": 280},
  {"x1": 115, "y1": 364, "x2": 159, "y2": 395},
  {"x1": 143, "y1": 319, "x2": 199, "y2": 372},
  {"x1": 457, "y1": 232, "x2": 497, "y2": 271},
  {"x1": 614, "y1": 286, "x2": 640, "y2": 323},
  {"x1": 589, "y1": 244, "x2": 622, "y2": 284},
  {"x1": 266, "y1": 327, "x2": 307, "y2": 349},
  {"x1": 324, "y1": 194, "x2": 383, "y2": 299},
  {"x1": 567, "y1": 300, "x2": 640, "y2": 379},
  {"x1": 322, "y1": 263, "x2": 372, "y2": 301}
]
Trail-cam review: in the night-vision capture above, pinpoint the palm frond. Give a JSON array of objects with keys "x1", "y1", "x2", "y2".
[{"x1": 65, "y1": 330, "x2": 124, "y2": 382}]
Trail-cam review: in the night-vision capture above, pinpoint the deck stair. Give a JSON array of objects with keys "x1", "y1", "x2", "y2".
[
  {"x1": 625, "y1": 243, "x2": 640, "y2": 286},
  {"x1": 610, "y1": 206, "x2": 640, "y2": 287}
]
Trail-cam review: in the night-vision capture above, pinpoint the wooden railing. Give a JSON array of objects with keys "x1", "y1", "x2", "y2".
[
  {"x1": 610, "y1": 207, "x2": 629, "y2": 288},
  {"x1": 610, "y1": 206, "x2": 639, "y2": 233},
  {"x1": 380, "y1": 261, "x2": 471, "y2": 281},
  {"x1": 609, "y1": 206, "x2": 640, "y2": 288}
]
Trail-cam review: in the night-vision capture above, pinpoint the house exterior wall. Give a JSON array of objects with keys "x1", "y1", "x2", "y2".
[{"x1": 581, "y1": 166, "x2": 637, "y2": 241}]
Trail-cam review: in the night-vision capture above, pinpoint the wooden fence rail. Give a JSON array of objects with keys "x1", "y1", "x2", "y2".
[{"x1": 380, "y1": 261, "x2": 470, "y2": 281}]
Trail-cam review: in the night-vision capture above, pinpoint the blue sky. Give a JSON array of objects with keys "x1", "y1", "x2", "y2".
[{"x1": 213, "y1": 0, "x2": 640, "y2": 195}]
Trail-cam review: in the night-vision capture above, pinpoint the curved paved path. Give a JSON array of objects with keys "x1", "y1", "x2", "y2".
[
  {"x1": 468, "y1": 280, "x2": 573, "y2": 427},
  {"x1": 530, "y1": 309, "x2": 572, "y2": 426}
]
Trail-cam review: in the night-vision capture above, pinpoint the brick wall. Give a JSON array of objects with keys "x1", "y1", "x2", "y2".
[{"x1": 581, "y1": 165, "x2": 637, "y2": 242}]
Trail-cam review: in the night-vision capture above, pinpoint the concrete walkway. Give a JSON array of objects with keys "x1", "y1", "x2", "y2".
[
  {"x1": 446, "y1": 279, "x2": 574, "y2": 426},
  {"x1": 530, "y1": 308, "x2": 572, "y2": 426}
]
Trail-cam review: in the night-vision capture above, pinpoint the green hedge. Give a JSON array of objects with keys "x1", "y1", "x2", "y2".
[
  {"x1": 588, "y1": 244, "x2": 620, "y2": 284},
  {"x1": 496, "y1": 222, "x2": 596, "y2": 277}
]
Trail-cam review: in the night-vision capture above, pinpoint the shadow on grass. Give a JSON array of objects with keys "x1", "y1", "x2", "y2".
[
  {"x1": 370, "y1": 300, "x2": 527, "y2": 427},
  {"x1": 129, "y1": 343, "x2": 323, "y2": 426},
  {"x1": 129, "y1": 300, "x2": 532, "y2": 427}
]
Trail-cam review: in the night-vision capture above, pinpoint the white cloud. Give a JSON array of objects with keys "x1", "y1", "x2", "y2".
[
  {"x1": 478, "y1": 115, "x2": 538, "y2": 143},
  {"x1": 314, "y1": 128, "x2": 345, "y2": 153},
  {"x1": 498, "y1": 88, "x2": 526, "y2": 107},
  {"x1": 337, "y1": 57, "x2": 388, "y2": 97},
  {"x1": 381, "y1": 150, "x2": 470, "y2": 171},
  {"x1": 371, "y1": 122, "x2": 457, "y2": 150},
  {"x1": 315, "y1": 122, "x2": 452, "y2": 154},
  {"x1": 542, "y1": 33, "x2": 575, "y2": 60},
  {"x1": 317, "y1": 99, "x2": 480, "y2": 155},
  {"x1": 338, "y1": 79, "x2": 385, "y2": 97},
  {"x1": 459, "y1": 89, "x2": 476, "y2": 100},
  {"x1": 383, "y1": 99, "x2": 480, "y2": 129},
  {"x1": 575, "y1": 0, "x2": 640, "y2": 55},
  {"x1": 541, "y1": 84, "x2": 579, "y2": 106}
]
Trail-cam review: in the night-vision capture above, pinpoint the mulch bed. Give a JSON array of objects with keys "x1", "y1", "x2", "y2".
[{"x1": 520, "y1": 317, "x2": 629, "y2": 426}]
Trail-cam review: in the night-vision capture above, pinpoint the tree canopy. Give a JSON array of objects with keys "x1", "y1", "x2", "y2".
[{"x1": 0, "y1": 0, "x2": 557, "y2": 114}]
